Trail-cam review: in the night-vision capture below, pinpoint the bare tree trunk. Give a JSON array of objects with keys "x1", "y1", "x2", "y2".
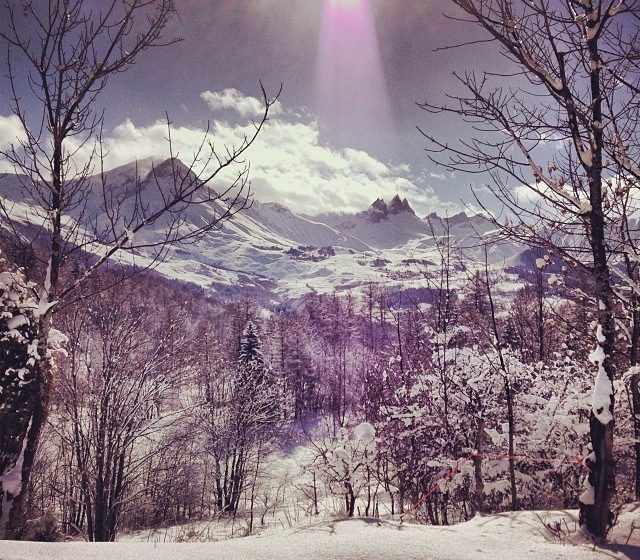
[
  {"x1": 536, "y1": 266, "x2": 545, "y2": 362},
  {"x1": 485, "y1": 250, "x2": 517, "y2": 511},
  {"x1": 247, "y1": 447, "x2": 261, "y2": 535},
  {"x1": 631, "y1": 374, "x2": 640, "y2": 501},
  {"x1": 579, "y1": 37, "x2": 616, "y2": 533},
  {"x1": 627, "y1": 281, "x2": 640, "y2": 501},
  {"x1": 505, "y1": 377, "x2": 517, "y2": 511},
  {"x1": 473, "y1": 418, "x2": 485, "y2": 515},
  {"x1": 312, "y1": 472, "x2": 319, "y2": 515},
  {"x1": 344, "y1": 481, "x2": 355, "y2": 517}
]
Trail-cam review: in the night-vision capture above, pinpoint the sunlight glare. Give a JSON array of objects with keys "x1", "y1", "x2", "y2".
[{"x1": 315, "y1": 0, "x2": 397, "y2": 154}]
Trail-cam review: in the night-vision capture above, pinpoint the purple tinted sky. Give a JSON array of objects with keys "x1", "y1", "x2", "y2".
[
  {"x1": 113, "y1": 1, "x2": 493, "y2": 156},
  {"x1": 0, "y1": 1, "x2": 507, "y2": 212}
]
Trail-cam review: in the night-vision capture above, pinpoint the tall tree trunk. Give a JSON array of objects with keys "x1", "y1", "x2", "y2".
[
  {"x1": 505, "y1": 377, "x2": 517, "y2": 511},
  {"x1": 484, "y1": 249, "x2": 517, "y2": 510},
  {"x1": 628, "y1": 285, "x2": 640, "y2": 501},
  {"x1": 536, "y1": 266, "x2": 544, "y2": 362},
  {"x1": 344, "y1": 481, "x2": 355, "y2": 517},
  {"x1": 631, "y1": 373, "x2": 640, "y2": 500},
  {"x1": 579, "y1": 32, "x2": 616, "y2": 538},
  {"x1": 473, "y1": 418, "x2": 485, "y2": 515},
  {"x1": 1, "y1": 329, "x2": 51, "y2": 539}
]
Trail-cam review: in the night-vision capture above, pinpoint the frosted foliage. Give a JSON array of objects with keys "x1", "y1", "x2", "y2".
[
  {"x1": 353, "y1": 422, "x2": 376, "y2": 447},
  {"x1": 239, "y1": 320, "x2": 265, "y2": 366},
  {"x1": 20, "y1": 510, "x2": 63, "y2": 542},
  {"x1": 0, "y1": 257, "x2": 67, "y2": 538},
  {"x1": 307, "y1": 422, "x2": 377, "y2": 514},
  {"x1": 1, "y1": 265, "x2": 65, "y2": 396},
  {"x1": 578, "y1": 200, "x2": 592, "y2": 215},
  {"x1": 377, "y1": 339, "x2": 595, "y2": 509}
]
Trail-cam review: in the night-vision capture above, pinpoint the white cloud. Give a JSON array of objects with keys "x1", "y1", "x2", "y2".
[
  {"x1": 96, "y1": 114, "x2": 451, "y2": 216},
  {"x1": 513, "y1": 184, "x2": 536, "y2": 202},
  {"x1": 5, "y1": 93, "x2": 454, "y2": 217},
  {"x1": 0, "y1": 114, "x2": 27, "y2": 149},
  {"x1": 200, "y1": 88, "x2": 282, "y2": 118},
  {"x1": 0, "y1": 114, "x2": 28, "y2": 172}
]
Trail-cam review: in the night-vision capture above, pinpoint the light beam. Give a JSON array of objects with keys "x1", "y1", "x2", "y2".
[{"x1": 315, "y1": 0, "x2": 397, "y2": 157}]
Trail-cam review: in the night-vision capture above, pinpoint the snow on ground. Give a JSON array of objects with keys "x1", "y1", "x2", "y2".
[
  {"x1": 0, "y1": 166, "x2": 528, "y2": 303},
  {"x1": 2, "y1": 507, "x2": 638, "y2": 560}
]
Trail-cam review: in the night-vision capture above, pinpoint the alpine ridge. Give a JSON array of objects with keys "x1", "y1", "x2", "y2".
[{"x1": 0, "y1": 158, "x2": 525, "y2": 302}]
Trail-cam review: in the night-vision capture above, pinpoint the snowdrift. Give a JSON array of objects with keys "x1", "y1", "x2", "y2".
[{"x1": 1, "y1": 507, "x2": 638, "y2": 560}]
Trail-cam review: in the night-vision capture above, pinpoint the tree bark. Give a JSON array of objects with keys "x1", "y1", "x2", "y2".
[
  {"x1": 631, "y1": 373, "x2": 640, "y2": 500},
  {"x1": 473, "y1": 419, "x2": 485, "y2": 515},
  {"x1": 505, "y1": 377, "x2": 517, "y2": 511},
  {"x1": 579, "y1": 30, "x2": 616, "y2": 538}
]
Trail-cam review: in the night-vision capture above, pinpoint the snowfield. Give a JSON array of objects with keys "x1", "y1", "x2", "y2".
[
  {"x1": 1, "y1": 508, "x2": 638, "y2": 560},
  {"x1": 0, "y1": 160, "x2": 527, "y2": 302}
]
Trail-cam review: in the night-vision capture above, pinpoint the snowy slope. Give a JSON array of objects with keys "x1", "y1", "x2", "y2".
[
  {"x1": 0, "y1": 159, "x2": 526, "y2": 301},
  {"x1": 244, "y1": 202, "x2": 371, "y2": 251},
  {"x1": 316, "y1": 195, "x2": 433, "y2": 249},
  {"x1": 1, "y1": 508, "x2": 638, "y2": 559}
]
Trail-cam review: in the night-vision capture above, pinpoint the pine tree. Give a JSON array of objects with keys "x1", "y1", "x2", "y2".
[
  {"x1": 237, "y1": 320, "x2": 281, "y2": 424},
  {"x1": 238, "y1": 321, "x2": 265, "y2": 385}
]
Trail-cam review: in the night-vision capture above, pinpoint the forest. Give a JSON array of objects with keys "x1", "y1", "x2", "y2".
[
  {"x1": 1, "y1": 242, "x2": 637, "y2": 542},
  {"x1": 1, "y1": 0, "x2": 640, "y2": 554}
]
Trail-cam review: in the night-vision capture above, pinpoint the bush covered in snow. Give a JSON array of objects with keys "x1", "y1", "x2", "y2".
[{"x1": 18, "y1": 510, "x2": 64, "y2": 542}]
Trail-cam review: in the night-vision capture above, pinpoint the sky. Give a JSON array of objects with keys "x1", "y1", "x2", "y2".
[{"x1": 0, "y1": 0, "x2": 505, "y2": 217}]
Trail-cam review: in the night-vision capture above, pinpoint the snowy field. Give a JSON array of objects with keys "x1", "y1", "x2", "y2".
[{"x1": 1, "y1": 508, "x2": 638, "y2": 560}]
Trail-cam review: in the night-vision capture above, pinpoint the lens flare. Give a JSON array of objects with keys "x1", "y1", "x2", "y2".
[{"x1": 315, "y1": 0, "x2": 397, "y2": 156}]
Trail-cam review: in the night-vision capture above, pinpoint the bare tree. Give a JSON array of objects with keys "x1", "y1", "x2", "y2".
[
  {"x1": 53, "y1": 275, "x2": 194, "y2": 541},
  {"x1": 305, "y1": 421, "x2": 377, "y2": 518},
  {"x1": 0, "y1": 0, "x2": 278, "y2": 538},
  {"x1": 420, "y1": 0, "x2": 640, "y2": 538},
  {"x1": 194, "y1": 321, "x2": 283, "y2": 519},
  {"x1": 483, "y1": 251, "x2": 517, "y2": 511}
]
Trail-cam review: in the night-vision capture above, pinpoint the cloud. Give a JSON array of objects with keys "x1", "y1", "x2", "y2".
[
  {"x1": 13, "y1": 92, "x2": 455, "y2": 217},
  {"x1": 0, "y1": 114, "x2": 27, "y2": 149},
  {"x1": 103, "y1": 114, "x2": 452, "y2": 215},
  {"x1": 200, "y1": 88, "x2": 282, "y2": 118},
  {"x1": 429, "y1": 171, "x2": 446, "y2": 181},
  {"x1": 0, "y1": 114, "x2": 29, "y2": 172},
  {"x1": 513, "y1": 184, "x2": 537, "y2": 202}
]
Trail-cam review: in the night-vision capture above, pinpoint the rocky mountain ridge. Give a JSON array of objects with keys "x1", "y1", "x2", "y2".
[{"x1": 0, "y1": 157, "x2": 526, "y2": 302}]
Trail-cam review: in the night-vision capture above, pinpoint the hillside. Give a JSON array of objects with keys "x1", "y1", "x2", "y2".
[{"x1": 0, "y1": 158, "x2": 526, "y2": 302}]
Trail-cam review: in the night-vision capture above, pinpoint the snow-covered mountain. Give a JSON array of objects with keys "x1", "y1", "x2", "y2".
[{"x1": 0, "y1": 158, "x2": 525, "y2": 302}]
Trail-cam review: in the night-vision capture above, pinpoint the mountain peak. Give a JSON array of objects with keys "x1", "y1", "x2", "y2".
[
  {"x1": 365, "y1": 198, "x2": 389, "y2": 223},
  {"x1": 147, "y1": 157, "x2": 192, "y2": 180},
  {"x1": 388, "y1": 195, "x2": 414, "y2": 215},
  {"x1": 423, "y1": 211, "x2": 488, "y2": 226},
  {"x1": 364, "y1": 195, "x2": 414, "y2": 223}
]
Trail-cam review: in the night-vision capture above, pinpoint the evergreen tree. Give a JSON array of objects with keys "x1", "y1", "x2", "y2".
[
  {"x1": 238, "y1": 320, "x2": 266, "y2": 386},
  {"x1": 237, "y1": 320, "x2": 281, "y2": 424}
]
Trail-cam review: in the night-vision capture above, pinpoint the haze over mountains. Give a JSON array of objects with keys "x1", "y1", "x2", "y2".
[{"x1": 0, "y1": 157, "x2": 527, "y2": 302}]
